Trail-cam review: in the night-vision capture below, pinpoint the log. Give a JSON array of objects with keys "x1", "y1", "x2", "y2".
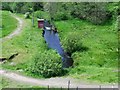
[
  {"x1": 8, "y1": 53, "x2": 18, "y2": 60},
  {"x1": 0, "y1": 57, "x2": 7, "y2": 62}
]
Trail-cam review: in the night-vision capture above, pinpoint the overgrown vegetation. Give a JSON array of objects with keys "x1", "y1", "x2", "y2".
[
  {"x1": 34, "y1": 11, "x2": 50, "y2": 19},
  {"x1": 55, "y1": 18, "x2": 118, "y2": 68},
  {"x1": 2, "y1": 2, "x2": 43, "y2": 13},
  {"x1": 27, "y1": 50, "x2": 63, "y2": 78},
  {"x1": 62, "y1": 32, "x2": 82, "y2": 55},
  {"x1": 3, "y1": 2, "x2": 119, "y2": 24},
  {"x1": 1, "y1": 2, "x2": 119, "y2": 84},
  {"x1": 71, "y1": 2, "x2": 111, "y2": 25}
]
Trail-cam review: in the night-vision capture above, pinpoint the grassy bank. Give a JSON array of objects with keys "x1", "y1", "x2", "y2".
[
  {"x1": 55, "y1": 18, "x2": 118, "y2": 83},
  {"x1": 1, "y1": 12, "x2": 118, "y2": 84},
  {"x1": 55, "y1": 19, "x2": 118, "y2": 68},
  {"x1": 1, "y1": 11, "x2": 17, "y2": 38}
]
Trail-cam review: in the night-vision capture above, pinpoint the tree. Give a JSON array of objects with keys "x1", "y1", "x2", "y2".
[
  {"x1": 43, "y1": 2, "x2": 72, "y2": 24},
  {"x1": 71, "y1": 2, "x2": 111, "y2": 25},
  {"x1": 11, "y1": 2, "x2": 24, "y2": 13},
  {"x1": 20, "y1": 2, "x2": 32, "y2": 14},
  {"x1": 2, "y1": 2, "x2": 11, "y2": 11},
  {"x1": 43, "y1": 2, "x2": 58, "y2": 26},
  {"x1": 33, "y1": 2, "x2": 43, "y2": 11}
]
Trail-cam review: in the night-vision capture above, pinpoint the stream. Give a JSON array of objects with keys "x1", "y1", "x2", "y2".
[{"x1": 43, "y1": 20, "x2": 73, "y2": 68}]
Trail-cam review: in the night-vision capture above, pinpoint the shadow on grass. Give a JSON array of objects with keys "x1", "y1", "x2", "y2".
[{"x1": 66, "y1": 46, "x2": 89, "y2": 57}]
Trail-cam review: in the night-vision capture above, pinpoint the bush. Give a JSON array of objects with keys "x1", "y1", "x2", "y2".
[
  {"x1": 27, "y1": 50, "x2": 63, "y2": 78},
  {"x1": 71, "y1": 2, "x2": 111, "y2": 25},
  {"x1": 53, "y1": 11, "x2": 71, "y2": 21},
  {"x1": 34, "y1": 11, "x2": 50, "y2": 20},
  {"x1": 62, "y1": 32, "x2": 82, "y2": 55},
  {"x1": 107, "y1": 2, "x2": 119, "y2": 19},
  {"x1": 2, "y1": 2, "x2": 12, "y2": 11},
  {"x1": 20, "y1": 3, "x2": 31, "y2": 14}
]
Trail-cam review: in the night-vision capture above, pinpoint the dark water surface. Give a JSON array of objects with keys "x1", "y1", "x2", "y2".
[
  {"x1": 43, "y1": 21, "x2": 73, "y2": 68},
  {"x1": 44, "y1": 29, "x2": 65, "y2": 58}
]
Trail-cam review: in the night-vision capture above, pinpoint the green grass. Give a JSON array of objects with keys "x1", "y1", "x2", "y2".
[
  {"x1": 0, "y1": 11, "x2": 18, "y2": 38},
  {"x1": 1, "y1": 77, "x2": 44, "y2": 89},
  {"x1": 55, "y1": 19, "x2": 118, "y2": 67},
  {"x1": 1, "y1": 11, "x2": 118, "y2": 84},
  {"x1": 55, "y1": 19, "x2": 118, "y2": 83},
  {"x1": 68, "y1": 66, "x2": 118, "y2": 83}
]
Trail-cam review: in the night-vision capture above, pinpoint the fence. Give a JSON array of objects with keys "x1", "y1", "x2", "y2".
[{"x1": 46, "y1": 80, "x2": 118, "y2": 90}]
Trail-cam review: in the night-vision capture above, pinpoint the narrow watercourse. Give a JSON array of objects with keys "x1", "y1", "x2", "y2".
[{"x1": 43, "y1": 20, "x2": 73, "y2": 68}]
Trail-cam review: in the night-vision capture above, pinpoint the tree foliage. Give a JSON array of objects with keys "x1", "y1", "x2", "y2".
[
  {"x1": 34, "y1": 10, "x2": 50, "y2": 19},
  {"x1": 44, "y1": 2, "x2": 72, "y2": 22},
  {"x1": 2, "y1": 2, "x2": 43, "y2": 14},
  {"x1": 2, "y1": 2, "x2": 11, "y2": 11},
  {"x1": 71, "y1": 2, "x2": 111, "y2": 25},
  {"x1": 2, "y1": 2, "x2": 119, "y2": 24}
]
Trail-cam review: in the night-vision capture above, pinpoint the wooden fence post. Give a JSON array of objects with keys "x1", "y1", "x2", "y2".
[
  {"x1": 68, "y1": 80, "x2": 70, "y2": 90},
  {"x1": 48, "y1": 85, "x2": 49, "y2": 90},
  {"x1": 61, "y1": 86, "x2": 62, "y2": 90},
  {"x1": 76, "y1": 86, "x2": 78, "y2": 90},
  {"x1": 99, "y1": 85, "x2": 101, "y2": 90},
  {"x1": 112, "y1": 85, "x2": 114, "y2": 90}
]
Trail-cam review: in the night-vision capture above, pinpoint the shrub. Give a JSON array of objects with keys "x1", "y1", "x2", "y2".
[
  {"x1": 2, "y1": 2, "x2": 12, "y2": 11},
  {"x1": 62, "y1": 32, "x2": 82, "y2": 55},
  {"x1": 34, "y1": 11, "x2": 50, "y2": 20},
  {"x1": 53, "y1": 11, "x2": 71, "y2": 21},
  {"x1": 21, "y1": 4, "x2": 31, "y2": 14},
  {"x1": 107, "y1": 2, "x2": 119, "y2": 19},
  {"x1": 71, "y1": 2, "x2": 111, "y2": 25},
  {"x1": 27, "y1": 50, "x2": 63, "y2": 78}
]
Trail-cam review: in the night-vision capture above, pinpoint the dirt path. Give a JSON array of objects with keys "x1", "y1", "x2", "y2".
[
  {"x1": 0, "y1": 69, "x2": 118, "y2": 88},
  {"x1": 1, "y1": 13, "x2": 24, "y2": 42}
]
